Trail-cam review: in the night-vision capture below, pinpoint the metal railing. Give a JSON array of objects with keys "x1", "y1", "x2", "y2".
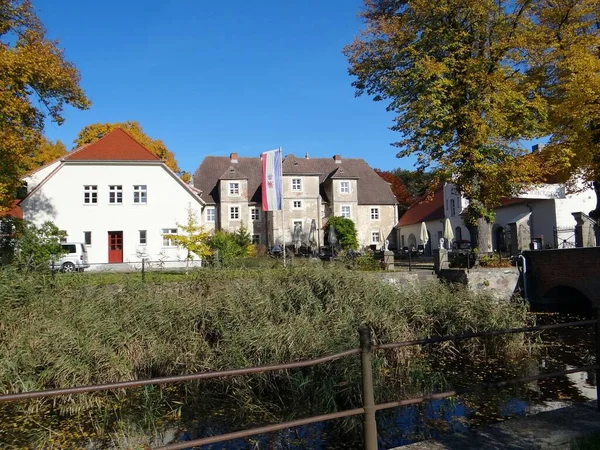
[{"x1": 1, "y1": 315, "x2": 598, "y2": 450}]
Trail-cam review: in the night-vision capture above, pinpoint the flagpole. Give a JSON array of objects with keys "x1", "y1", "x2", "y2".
[{"x1": 280, "y1": 147, "x2": 286, "y2": 267}]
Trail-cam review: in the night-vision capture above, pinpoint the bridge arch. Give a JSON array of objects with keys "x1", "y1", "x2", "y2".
[{"x1": 537, "y1": 278, "x2": 595, "y2": 315}]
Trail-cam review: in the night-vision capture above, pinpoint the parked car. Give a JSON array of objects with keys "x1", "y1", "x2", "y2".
[{"x1": 51, "y1": 242, "x2": 90, "y2": 272}]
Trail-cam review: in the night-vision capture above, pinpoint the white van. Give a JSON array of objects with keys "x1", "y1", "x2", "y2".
[{"x1": 52, "y1": 242, "x2": 90, "y2": 272}]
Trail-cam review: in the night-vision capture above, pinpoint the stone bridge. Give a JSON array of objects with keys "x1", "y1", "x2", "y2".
[{"x1": 523, "y1": 248, "x2": 600, "y2": 312}]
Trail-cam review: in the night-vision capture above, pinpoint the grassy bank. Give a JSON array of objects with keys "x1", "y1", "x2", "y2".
[{"x1": 0, "y1": 266, "x2": 531, "y2": 448}]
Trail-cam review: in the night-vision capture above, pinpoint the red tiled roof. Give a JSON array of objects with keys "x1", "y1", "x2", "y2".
[
  {"x1": 397, "y1": 187, "x2": 444, "y2": 227},
  {"x1": 0, "y1": 201, "x2": 23, "y2": 219},
  {"x1": 64, "y1": 128, "x2": 160, "y2": 162}
]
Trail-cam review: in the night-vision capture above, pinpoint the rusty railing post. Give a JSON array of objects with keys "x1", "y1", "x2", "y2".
[
  {"x1": 142, "y1": 258, "x2": 146, "y2": 282},
  {"x1": 596, "y1": 307, "x2": 600, "y2": 411},
  {"x1": 359, "y1": 327, "x2": 378, "y2": 450}
]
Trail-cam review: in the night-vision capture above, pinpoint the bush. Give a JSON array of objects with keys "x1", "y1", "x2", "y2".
[{"x1": 324, "y1": 216, "x2": 359, "y2": 250}]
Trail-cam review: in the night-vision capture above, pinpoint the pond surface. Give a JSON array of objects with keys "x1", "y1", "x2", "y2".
[{"x1": 171, "y1": 312, "x2": 597, "y2": 449}]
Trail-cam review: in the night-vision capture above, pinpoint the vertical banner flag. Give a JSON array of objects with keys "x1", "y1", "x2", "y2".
[{"x1": 261, "y1": 148, "x2": 282, "y2": 211}]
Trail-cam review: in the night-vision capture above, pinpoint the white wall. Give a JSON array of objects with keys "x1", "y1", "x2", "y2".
[
  {"x1": 21, "y1": 162, "x2": 204, "y2": 265},
  {"x1": 23, "y1": 161, "x2": 61, "y2": 191}
]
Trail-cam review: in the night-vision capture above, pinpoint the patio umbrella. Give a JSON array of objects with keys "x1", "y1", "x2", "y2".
[
  {"x1": 420, "y1": 222, "x2": 429, "y2": 245},
  {"x1": 328, "y1": 225, "x2": 338, "y2": 248},
  {"x1": 443, "y1": 218, "x2": 454, "y2": 249},
  {"x1": 309, "y1": 219, "x2": 317, "y2": 248}
]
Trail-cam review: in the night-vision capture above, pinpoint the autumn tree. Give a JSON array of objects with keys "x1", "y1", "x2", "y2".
[
  {"x1": 375, "y1": 169, "x2": 413, "y2": 216},
  {"x1": 22, "y1": 138, "x2": 67, "y2": 172},
  {"x1": 74, "y1": 121, "x2": 191, "y2": 182},
  {"x1": 529, "y1": 0, "x2": 600, "y2": 221},
  {"x1": 165, "y1": 207, "x2": 211, "y2": 265},
  {"x1": 0, "y1": 0, "x2": 90, "y2": 212},
  {"x1": 345, "y1": 0, "x2": 548, "y2": 252}
]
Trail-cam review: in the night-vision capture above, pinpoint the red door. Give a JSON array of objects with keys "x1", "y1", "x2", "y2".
[{"x1": 108, "y1": 231, "x2": 123, "y2": 263}]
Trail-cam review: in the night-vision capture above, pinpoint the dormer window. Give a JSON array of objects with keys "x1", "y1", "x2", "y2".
[{"x1": 229, "y1": 182, "x2": 240, "y2": 196}]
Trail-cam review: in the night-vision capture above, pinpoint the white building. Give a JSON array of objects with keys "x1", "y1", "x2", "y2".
[
  {"x1": 20, "y1": 129, "x2": 205, "y2": 267},
  {"x1": 397, "y1": 177, "x2": 597, "y2": 255}
]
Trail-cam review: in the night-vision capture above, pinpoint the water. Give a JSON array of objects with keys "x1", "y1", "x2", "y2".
[{"x1": 170, "y1": 312, "x2": 597, "y2": 449}]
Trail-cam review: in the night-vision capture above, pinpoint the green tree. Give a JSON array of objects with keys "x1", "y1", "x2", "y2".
[
  {"x1": 208, "y1": 223, "x2": 254, "y2": 265},
  {"x1": 345, "y1": 0, "x2": 548, "y2": 252},
  {"x1": 74, "y1": 121, "x2": 191, "y2": 181},
  {"x1": 0, "y1": 216, "x2": 24, "y2": 264},
  {"x1": 324, "y1": 216, "x2": 359, "y2": 250},
  {"x1": 0, "y1": 0, "x2": 90, "y2": 212},
  {"x1": 15, "y1": 221, "x2": 67, "y2": 270},
  {"x1": 165, "y1": 207, "x2": 211, "y2": 264}
]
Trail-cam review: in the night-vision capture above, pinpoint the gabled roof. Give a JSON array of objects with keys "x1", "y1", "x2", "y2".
[
  {"x1": 64, "y1": 128, "x2": 161, "y2": 162},
  {"x1": 219, "y1": 165, "x2": 249, "y2": 180},
  {"x1": 20, "y1": 129, "x2": 203, "y2": 206},
  {"x1": 194, "y1": 154, "x2": 397, "y2": 205},
  {"x1": 397, "y1": 187, "x2": 444, "y2": 227},
  {"x1": 327, "y1": 167, "x2": 359, "y2": 180}
]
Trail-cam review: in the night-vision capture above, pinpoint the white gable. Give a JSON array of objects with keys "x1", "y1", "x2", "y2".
[{"x1": 20, "y1": 162, "x2": 204, "y2": 265}]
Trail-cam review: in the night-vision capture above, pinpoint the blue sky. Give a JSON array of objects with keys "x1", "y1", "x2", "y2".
[{"x1": 35, "y1": 0, "x2": 416, "y2": 174}]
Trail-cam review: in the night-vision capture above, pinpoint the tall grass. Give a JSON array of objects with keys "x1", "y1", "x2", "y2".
[{"x1": 0, "y1": 265, "x2": 531, "y2": 448}]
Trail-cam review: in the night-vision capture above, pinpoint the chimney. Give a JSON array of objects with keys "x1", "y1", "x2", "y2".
[
  {"x1": 230, "y1": 152, "x2": 238, "y2": 163},
  {"x1": 333, "y1": 154, "x2": 342, "y2": 164},
  {"x1": 305, "y1": 152, "x2": 310, "y2": 159}
]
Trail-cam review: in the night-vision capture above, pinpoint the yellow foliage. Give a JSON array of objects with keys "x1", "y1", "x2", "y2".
[{"x1": 0, "y1": 0, "x2": 90, "y2": 210}]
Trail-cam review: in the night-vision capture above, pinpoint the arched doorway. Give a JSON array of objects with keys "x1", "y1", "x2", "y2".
[
  {"x1": 493, "y1": 225, "x2": 507, "y2": 252},
  {"x1": 455, "y1": 226, "x2": 462, "y2": 242},
  {"x1": 408, "y1": 233, "x2": 417, "y2": 250}
]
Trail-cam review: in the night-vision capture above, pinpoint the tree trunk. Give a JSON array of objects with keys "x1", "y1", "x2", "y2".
[
  {"x1": 466, "y1": 217, "x2": 492, "y2": 255},
  {"x1": 591, "y1": 180, "x2": 600, "y2": 245}
]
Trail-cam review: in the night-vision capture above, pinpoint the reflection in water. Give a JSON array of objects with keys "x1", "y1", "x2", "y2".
[{"x1": 172, "y1": 312, "x2": 597, "y2": 449}]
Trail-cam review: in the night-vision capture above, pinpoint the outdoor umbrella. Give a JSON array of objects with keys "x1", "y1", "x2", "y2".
[
  {"x1": 309, "y1": 219, "x2": 317, "y2": 249},
  {"x1": 443, "y1": 218, "x2": 454, "y2": 249},
  {"x1": 420, "y1": 222, "x2": 429, "y2": 245},
  {"x1": 328, "y1": 225, "x2": 338, "y2": 251}
]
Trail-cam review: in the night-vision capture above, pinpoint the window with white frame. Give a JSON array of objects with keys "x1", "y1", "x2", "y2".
[
  {"x1": 252, "y1": 234, "x2": 260, "y2": 244},
  {"x1": 340, "y1": 181, "x2": 349, "y2": 194},
  {"x1": 133, "y1": 185, "x2": 147, "y2": 204},
  {"x1": 370, "y1": 207, "x2": 380, "y2": 220},
  {"x1": 371, "y1": 231, "x2": 380, "y2": 244},
  {"x1": 84, "y1": 231, "x2": 92, "y2": 246},
  {"x1": 162, "y1": 228, "x2": 177, "y2": 246},
  {"x1": 251, "y1": 207, "x2": 260, "y2": 221},
  {"x1": 450, "y1": 199, "x2": 456, "y2": 216},
  {"x1": 229, "y1": 182, "x2": 240, "y2": 196},
  {"x1": 230, "y1": 206, "x2": 240, "y2": 220},
  {"x1": 292, "y1": 200, "x2": 302, "y2": 210},
  {"x1": 291, "y1": 178, "x2": 302, "y2": 191},
  {"x1": 83, "y1": 185, "x2": 97, "y2": 204},
  {"x1": 341, "y1": 205, "x2": 351, "y2": 218},
  {"x1": 206, "y1": 207, "x2": 216, "y2": 222},
  {"x1": 139, "y1": 230, "x2": 147, "y2": 245},
  {"x1": 109, "y1": 185, "x2": 122, "y2": 204}
]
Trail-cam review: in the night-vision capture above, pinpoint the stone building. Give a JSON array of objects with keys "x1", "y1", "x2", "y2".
[{"x1": 193, "y1": 153, "x2": 398, "y2": 250}]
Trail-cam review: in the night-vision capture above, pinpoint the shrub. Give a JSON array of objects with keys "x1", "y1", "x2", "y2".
[{"x1": 324, "y1": 216, "x2": 359, "y2": 250}]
